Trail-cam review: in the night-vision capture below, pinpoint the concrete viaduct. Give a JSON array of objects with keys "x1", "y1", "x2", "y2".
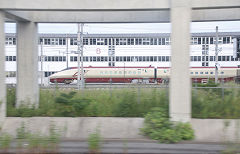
[{"x1": 0, "y1": 0, "x2": 240, "y2": 124}]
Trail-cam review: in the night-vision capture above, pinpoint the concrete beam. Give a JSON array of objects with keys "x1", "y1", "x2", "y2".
[
  {"x1": 16, "y1": 22, "x2": 39, "y2": 108},
  {"x1": 0, "y1": 11, "x2": 6, "y2": 125},
  {"x1": 4, "y1": 11, "x2": 31, "y2": 22},
  {"x1": 170, "y1": 0, "x2": 191, "y2": 122},
  {"x1": 4, "y1": 9, "x2": 239, "y2": 23},
  {"x1": 0, "y1": 0, "x2": 239, "y2": 11},
  {"x1": 31, "y1": 11, "x2": 170, "y2": 23}
]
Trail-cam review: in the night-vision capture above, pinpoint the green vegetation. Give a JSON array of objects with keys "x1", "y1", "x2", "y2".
[
  {"x1": 88, "y1": 128, "x2": 102, "y2": 153},
  {"x1": 7, "y1": 88, "x2": 168, "y2": 117},
  {"x1": 0, "y1": 133, "x2": 12, "y2": 150},
  {"x1": 140, "y1": 107, "x2": 194, "y2": 143},
  {"x1": 6, "y1": 85, "x2": 240, "y2": 119}
]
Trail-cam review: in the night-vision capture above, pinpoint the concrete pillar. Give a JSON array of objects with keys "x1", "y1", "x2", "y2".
[
  {"x1": 170, "y1": 0, "x2": 191, "y2": 122},
  {"x1": 16, "y1": 22, "x2": 39, "y2": 108},
  {"x1": 0, "y1": 11, "x2": 6, "y2": 125}
]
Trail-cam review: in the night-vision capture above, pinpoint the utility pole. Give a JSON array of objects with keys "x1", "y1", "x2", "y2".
[
  {"x1": 215, "y1": 26, "x2": 219, "y2": 84},
  {"x1": 77, "y1": 23, "x2": 84, "y2": 90},
  {"x1": 40, "y1": 41, "x2": 43, "y2": 87},
  {"x1": 66, "y1": 34, "x2": 69, "y2": 68}
]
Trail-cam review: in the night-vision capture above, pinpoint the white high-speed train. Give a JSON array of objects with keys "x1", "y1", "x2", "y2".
[{"x1": 49, "y1": 66, "x2": 240, "y2": 84}]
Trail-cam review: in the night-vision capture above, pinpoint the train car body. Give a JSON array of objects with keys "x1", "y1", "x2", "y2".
[
  {"x1": 156, "y1": 67, "x2": 240, "y2": 83},
  {"x1": 50, "y1": 66, "x2": 155, "y2": 84},
  {"x1": 50, "y1": 66, "x2": 240, "y2": 84}
]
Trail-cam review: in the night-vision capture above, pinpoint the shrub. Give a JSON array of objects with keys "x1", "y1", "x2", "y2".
[
  {"x1": 141, "y1": 107, "x2": 194, "y2": 143},
  {"x1": 88, "y1": 128, "x2": 101, "y2": 153},
  {"x1": 0, "y1": 133, "x2": 12, "y2": 150}
]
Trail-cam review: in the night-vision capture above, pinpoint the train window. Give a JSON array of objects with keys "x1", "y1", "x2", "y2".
[
  {"x1": 138, "y1": 71, "x2": 141, "y2": 74},
  {"x1": 114, "y1": 71, "x2": 117, "y2": 74},
  {"x1": 210, "y1": 56, "x2": 213, "y2": 61},
  {"x1": 202, "y1": 63, "x2": 205, "y2": 66},
  {"x1": 133, "y1": 71, "x2": 136, "y2": 74},
  {"x1": 218, "y1": 37, "x2": 223, "y2": 44},
  {"x1": 226, "y1": 56, "x2": 230, "y2": 61},
  {"x1": 59, "y1": 56, "x2": 62, "y2": 61},
  {"x1": 146, "y1": 56, "x2": 150, "y2": 61},
  {"x1": 190, "y1": 72, "x2": 193, "y2": 74},
  {"x1": 104, "y1": 56, "x2": 107, "y2": 62},
  {"x1": 158, "y1": 56, "x2": 161, "y2": 61},
  {"x1": 116, "y1": 56, "x2": 119, "y2": 62},
  {"x1": 152, "y1": 56, "x2": 156, "y2": 61},
  {"x1": 142, "y1": 56, "x2": 146, "y2": 61},
  {"x1": 55, "y1": 56, "x2": 59, "y2": 61},
  {"x1": 205, "y1": 72, "x2": 208, "y2": 74},
  {"x1": 5, "y1": 56, "x2": 8, "y2": 61},
  {"x1": 119, "y1": 71, "x2": 122, "y2": 74},
  {"x1": 51, "y1": 56, "x2": 55, "y2": 61},
  {"x1": 200, "y1": 72, "x2": 203, "y2": 74},
  {"x1": 193, "y1": 56, "x2": 197, "y2": 61},
  {"x1": 127, "y1": 56, "x2": 130, "y2": 61},
  {"x1": 206, "y1": 62, "x2": 209, "y2": 66},
  {"x1": 13, "y1": 56, "x2": 16, "y2": 61},
  {"x1": 210, "y1": 72, "x2": 213, "y2": 74},
  {"x1": 119, "y1": 56, "x2": 123, "y2": 61},
  {"x1": 221, "y1": 72, "x2": 224, "y2": 74},
  {"x1": 109, "y1": 71, "x2": 112, "y2": 74},
  {"x1": 97, "y1": 56, "x2": 100, "y2": 61},
  {"x1": 206, "y1": 56, "x2": 209, "y2": 61},
  {"x1": 166, "y1": 56, "x2": 169, "y2": 61},
  {"x1": 93, "y1": 57, "x2": 96, "y2": 61},
  {"x1": 123, "y1": 56, "x2": 126, "y2": 62},
  {"x1": 202, "y1": 56, "x2": 205, "y2": 61},
  {"x1": 134, "y1": 56, "x2": 139, "y2": 62},
  {"x1": 162, "y1": 56, "x2": 166, "y2": 61},
  {"x1": 150, "y1": 56, "x2": 153, "y2": 61},
  {"x1": 218, "y1": 56, "x2": 221, "y2": 61},
  {"x1": 227, "y1": 37, "x2": 230, "y2": 44},
  {"x1": 195, "y1": 72, "x2": 198, "y2": 74},
  {"x1": 74, "y1": 56, "x2": 77, "y2": 61},
  {"x1": 128, "y1": 71, "x2": 132, "y2": 74},
  {"x1": 100, "y1": 56, "x2": 104, "y2": 61},
  {"x1": 9, "y1": 56, "x2": 12, "y2": 61},
  {"x1": 222, "y1": 56, "x2": 226, "y2": 61},
  {"x1": 190, "y1": 56, "x2": 193, "y2": 61},
  {"x1": 197, "y1": 56, "x2": 201, "y2": 61},
  {"x1": 63, "y1": 56, "x2": 66, "y2": 61}
]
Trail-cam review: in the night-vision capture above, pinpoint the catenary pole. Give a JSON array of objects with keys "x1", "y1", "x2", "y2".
[
  {"x1": 77, "y1": 24, "x2": 81, "y2": 90},
  {"x1": 80, "y1": 23, "x2": 84, "y2": 90},
  {"x1": 215, "y1": 26, "x2": 219, "y2": 83},
  {"x1": 77, "y1": 23, "x2": 84, "y2": 90},
  {"x1": 40, "y1": 41, "x2": 43, "y2": 86}
]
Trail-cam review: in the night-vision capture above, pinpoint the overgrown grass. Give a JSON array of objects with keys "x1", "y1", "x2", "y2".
[
  {"x1": 6, "y1": 85, "x2": 240, "y2": 119},
  {"x1": 7, "y1": 88, "x2": 169, "y2": 117}
]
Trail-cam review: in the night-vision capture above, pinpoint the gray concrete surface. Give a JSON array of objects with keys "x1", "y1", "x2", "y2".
[
  {"x1": 2, "y1": 140, "x2": 230, "y2": 154},
  {"x1": 16, "y1": 22, "x2": 39, "y2": 108},
  {"x1": 0, "y1": 11, "x2": 6, "y2": 126},
  {"x1": 1, "y1": 117, "x2": 240, "y2": 143},
  {"x1": 170, "y1": 0, "x2": 191, "y2": 122}
]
